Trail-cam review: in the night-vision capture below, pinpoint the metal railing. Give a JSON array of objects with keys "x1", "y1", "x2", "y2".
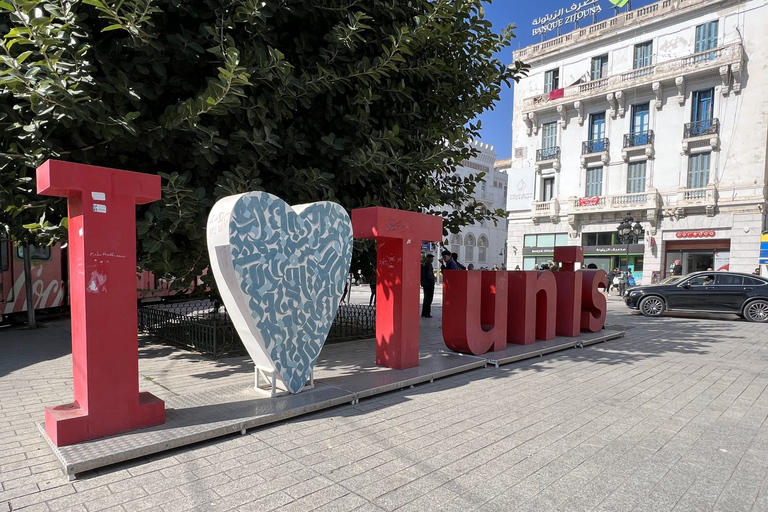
[
  {"x1": 536, "y1": 147, "x2": 560, "y2": 161},
  {"x1": 138, "y1": 301, "x2": 241, "y2": 358},
  {"x1": 582, "y1": 138, "x2": 609, "y2": 155},
  {"x1": 623, "y1": 130, "x2": 654, "y2": 147},
  {"x1": 684, "y1": 118, "x2": 719, "y2": 138},
  {"x1": 138, "y1": 301, "x2": 376, "y2": 358}
]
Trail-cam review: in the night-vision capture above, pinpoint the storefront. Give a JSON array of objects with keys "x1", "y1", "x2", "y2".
[
  {"x1": 664, "y1": 230, "x2": 731, "y2": 276},
  {"x1": 582, "y1": 244, "x2": 645, "y2": 283},
  {"x1": 522, "y1": 232, "x2": 568, "y2": 270}
]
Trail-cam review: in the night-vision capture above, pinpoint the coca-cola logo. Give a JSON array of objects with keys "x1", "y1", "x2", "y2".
[{"x1": 676, "y1": 230, "x2": 716, "y2": 238}]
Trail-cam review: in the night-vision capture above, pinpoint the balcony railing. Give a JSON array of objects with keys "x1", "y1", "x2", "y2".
[
  {"x1": 536, "y1": 147, "x2": 560, "y2": 161},
  {"x1": 684, "y1": 118, "x2": 719, "y2": 138},
  {"x1": 523, "y1": 43, "x2": 743, "y2": 111},
  {"x1": 572, "y1": 189, "x2": 660, "y2": 211},
  {"x1": 623, "y1": 130, "x2": 654, "y2": 148},
  {"x1": 582, "y1": 138, "x2": 609, "y2": 155}
]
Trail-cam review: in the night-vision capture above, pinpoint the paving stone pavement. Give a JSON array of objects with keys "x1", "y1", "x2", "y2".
[{"x1": 1, "y1": 298, "x2": 768, "y2": 511}]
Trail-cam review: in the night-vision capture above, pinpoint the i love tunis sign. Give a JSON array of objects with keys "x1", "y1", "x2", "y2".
[{"x1": 36, "y1": 158, "x2": 608, "y2": 447}]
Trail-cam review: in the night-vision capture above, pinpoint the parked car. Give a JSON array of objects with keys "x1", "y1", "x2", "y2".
[{"x1": 625, "y1": 271, "x2": 768, "y2": 322}]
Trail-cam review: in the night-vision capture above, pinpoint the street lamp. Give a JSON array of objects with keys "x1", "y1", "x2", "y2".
[{"x1": 616, "y1": 214, "x2": 643, "y2": 270}]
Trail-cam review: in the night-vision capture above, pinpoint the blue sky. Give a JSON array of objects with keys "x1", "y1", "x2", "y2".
[{"x1": 476, "y1": 0, "x2": 655, "y2": 159}]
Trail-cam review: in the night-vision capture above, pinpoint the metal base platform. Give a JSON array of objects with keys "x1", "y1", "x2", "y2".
[
  {"x1": 39, "y1": 330, "x2": 623, "y2": 479},
  {"x1": 484, "y1": 329, "x2": 625, "y2": 367}
]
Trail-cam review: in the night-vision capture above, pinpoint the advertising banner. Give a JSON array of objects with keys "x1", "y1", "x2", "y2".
[
  {"x1": 714, "y1": 251, "x2": 730, "y2": 271},
  {"x1": 506, "y1": 167, "x2": 536, "y2": 212}
]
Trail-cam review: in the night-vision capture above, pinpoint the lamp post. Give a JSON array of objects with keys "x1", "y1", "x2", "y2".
[{"x1": 616, "y1": 214, "x2": 644, "y2": 270}]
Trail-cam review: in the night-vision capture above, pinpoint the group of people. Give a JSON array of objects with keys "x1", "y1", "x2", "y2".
[{"x1": 608, "y1": 268, "x2": 636, "y2": 296}]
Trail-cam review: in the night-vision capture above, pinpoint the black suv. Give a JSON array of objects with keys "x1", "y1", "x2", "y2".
[{"x1": 625, "y1": 271, "x2": 768, "y2": 322}]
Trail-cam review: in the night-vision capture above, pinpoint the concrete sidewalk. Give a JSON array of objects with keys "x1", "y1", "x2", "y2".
[{"x1": 2, "y1": 301, "x2": 768, "y2": 511}]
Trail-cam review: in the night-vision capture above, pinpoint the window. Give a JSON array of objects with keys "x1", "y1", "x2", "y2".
[
  {"x1": 591, "y1": 55, "x2": 608, "y2": 80},
  {"x1": 541, "y1": 122, "x2": 557, "y2": 149},
  {"x1": 15, "y1": 244, "x2": 51, "y2": 261},
  {"x1": 688, "y1": 152, "x2": 711, "y2": 190},
  {"x1": 450, "y1": 234, "x2": 462, "y2": 258},
  {"x1": 478, "y1": 236, "x2": 488, "y2": 263},
  {"x1": 627, "y1": 161, "x2": 647, "y2": 194},
  {"x1": 631, "y1": 103, "x2": 650, "y2": 134},
  {"x1": 540, "y1": 122, "x2": 558, "y2": 160},
  {"x1": 695, "y1": 21, "x2": 718, "y2": 58},
  {"x1": 542, "y1": 177, "x2": 555, "y2": 202},
  {"x1": 0, "y1": 235, "x2": 8, "y2": 272},
  {"x1": 585, "y1": 167, "x2": 603, "y2": 197},
  {"x1": 633, "y1": 41, "x2": 653, "y2": 69},
  {"x1": 544, "y1": 69, "x2": 560, "y2": 93},
  {"x1": 716, "y1": 275, "x2": 743, "y2": 286},
  {"x1": 744, "y1": 277, "x2": 767, "y2": 286},
  {"x1": 582, "y1": 232, "x2": 615, "y2": 246},
  {"x1": 538, "y1": 234, "x2": 555, "y2": 247},
  {"x1": 589, "y1": 113, "x2": 605, "y2": 140},
  {"x1": 689, "y1": 88, "x2": 715, "y2": 138},
  {"x1": 524, "y1": 233, "x2": 567, "y2": 248},
  {"x1": 464, "y1": 233, "x2": 476, "y2": 262}
]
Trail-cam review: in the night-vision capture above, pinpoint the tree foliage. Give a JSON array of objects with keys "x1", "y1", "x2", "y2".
[{"x1": 1, "y1": 0, "x2": 526, "y2": 293}]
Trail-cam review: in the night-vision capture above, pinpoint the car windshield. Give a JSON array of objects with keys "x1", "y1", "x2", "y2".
[{"x1": 659, "y1": 276, "x2": 682, "y2": 284}]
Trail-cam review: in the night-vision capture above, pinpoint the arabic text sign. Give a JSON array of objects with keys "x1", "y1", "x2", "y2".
[
  {"x1": 506, "y1": 167, "x2": 536, "y2": 211},
  {"x1": 532, "y1": 0, "x2": 603, "y2": 36}
]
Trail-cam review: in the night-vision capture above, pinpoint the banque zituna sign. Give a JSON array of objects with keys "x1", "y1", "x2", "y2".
[{"x1": 37, "y1": 160, "x2": 608, "y2": 447}]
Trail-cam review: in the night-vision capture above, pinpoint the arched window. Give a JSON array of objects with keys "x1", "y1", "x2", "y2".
[
  {"x1": 464, "y1": 233, "x2": 476, "y2": 262},
  {"x1": 478, "y1": 236, "x2": 489, "y2": 263},
  {"x1": 450, "y1": 234, "x2": 462, "y2": 259}
]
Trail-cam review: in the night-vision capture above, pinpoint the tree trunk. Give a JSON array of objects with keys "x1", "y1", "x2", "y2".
[{"x1": 22, "y1": 244, "x2": 36, "y2": 329}]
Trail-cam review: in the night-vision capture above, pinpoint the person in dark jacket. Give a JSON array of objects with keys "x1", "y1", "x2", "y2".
[
  {"x1": 441, "y1": 250, "x2": 459, "y2": 272},
  {"x1": 421, "y1": 254, "x2": 436, "y2": 318},
  {"x1": 451, "y1": 252, "x2": 467, "y2": 270}
]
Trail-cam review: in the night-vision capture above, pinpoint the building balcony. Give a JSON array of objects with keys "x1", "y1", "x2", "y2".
[
  {"x1": 531, "y1": 199, "x2": 560, "y2": 224},
  {"x1": 520, "y1": 43, "x2": 744, "y2": 123},
  {"x1": 580, "y1": 138, "x2": 610, "y2": 168},
  {"x1": 622, "y1": 130, "x2": 654, "y2": 161},
  {"x1": 535, "y1": 147, "x2": 561, "y2": 171},
  {"x1": 667, "y1": 184, "x2": 718, "y2": 217},
  {"x1": 566, "y1": 189, "x2": 662, "y2": 237},
  {"x1": 571, "y1": 189, "x2": 661, "y2": 212},
  {"x1": 682, "y1": 118, "x2": 719, "y2": 153}
]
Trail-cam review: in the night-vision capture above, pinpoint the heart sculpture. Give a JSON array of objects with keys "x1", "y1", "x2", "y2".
[{"x1": 207, "y1": 192, "x2": 353, "y2": 394}]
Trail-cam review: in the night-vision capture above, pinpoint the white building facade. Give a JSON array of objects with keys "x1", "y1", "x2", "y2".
[
  {"x1": 507, "y1": 0, "x2": 768, "y2": 283},
  {"x1": 442, "y1": 140, "x2": 509, "y2": 270}
]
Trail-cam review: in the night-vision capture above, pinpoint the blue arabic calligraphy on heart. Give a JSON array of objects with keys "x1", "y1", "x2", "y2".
[{"x1": 207, "y1": 192, "x2": 353, "y2": 394}]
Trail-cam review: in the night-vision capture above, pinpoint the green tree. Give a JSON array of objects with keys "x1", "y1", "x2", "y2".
[{"x1": 1, "y1": 0, "x2": 526, "y2": 297}]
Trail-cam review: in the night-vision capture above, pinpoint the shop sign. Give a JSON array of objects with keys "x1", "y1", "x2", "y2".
[
  {"x1": 507, "y1": 168, "x2": 535, "y2": 211},
  {"x1": 676, "y1": 230, "x2": 716, "y2": 238},
  {"x1": 532, "y1": 0, "x2": 603, "y2": 36},
  {"x1": 583, "y1": 244, "x2": 645, "y2": 254},
  {"x1": 522, "y1": 247, "x2": 554, "y2": 255}
]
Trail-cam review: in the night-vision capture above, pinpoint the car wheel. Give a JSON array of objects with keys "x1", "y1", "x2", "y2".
[
  {"x1": 744, "y1": 300, "x2": 768, "y2": 323},
  {"x1": 639, "y1": 296, "x2": 665, "y2": 317}
]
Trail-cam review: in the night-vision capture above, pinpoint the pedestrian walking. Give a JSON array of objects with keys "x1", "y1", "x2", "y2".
[
  {"x1": 672, "y1": 259, "x2": 683, "y2": 275},
  {"x1": 421, "y1": 254, "x2": 436, "y2": 318}
]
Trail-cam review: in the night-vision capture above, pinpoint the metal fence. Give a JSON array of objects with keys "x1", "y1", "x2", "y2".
[{"x1": 138, "y1": 301, "x2": 375, "y2": 358}]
